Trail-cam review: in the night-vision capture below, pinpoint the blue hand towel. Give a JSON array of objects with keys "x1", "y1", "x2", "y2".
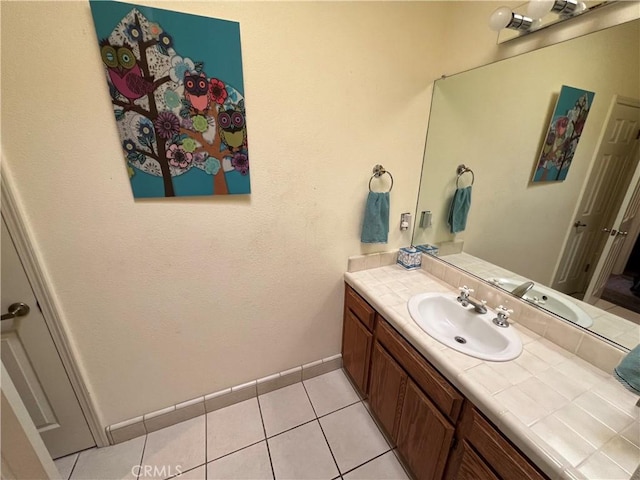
[
  {"x1": 448, "y1": 186, "x2": 472, "y2": 234},
  {"x1": 614, "y1": 344, "x2": 640, "y2": 395},
  {"x1": 361, "y1": 192, "x2": 389, "y2": 244}
]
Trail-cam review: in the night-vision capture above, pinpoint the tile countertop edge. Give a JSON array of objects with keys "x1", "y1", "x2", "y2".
[{"x1": 345, "y1": 269, "x2": 593, "y2": 480}]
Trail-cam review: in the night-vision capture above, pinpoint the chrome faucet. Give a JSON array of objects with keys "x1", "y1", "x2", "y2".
[
  {"x1": 511, "y1": 281, "x2": 534, "y2": 298},
  {"x1": 457, "y1": 286, "x2": 487, "y2": 314}
]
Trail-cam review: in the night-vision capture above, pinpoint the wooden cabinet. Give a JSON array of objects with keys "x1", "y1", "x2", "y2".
[
  {"x1": 375, "y1": 318, "x2": 463, "y2": 424},
  {"x1": 446, "y1": 403, "x2": 546, "y2": 480},
  {"x1": 396, "y1": 379, "x2": 455, "y2": 480},
  {"x1": 368, "y1": 340, "x2": 407, "y2": 443},
  {"x1": 454, "y1": 442, "x2": 499, "y2": 480},
  {"x1": 342, "y1": 309, "x2": 372, "y2": 395},
  {"x1": 342, "y1": 286, "x2": 375, "y2": 395},
  {"x1": 342, "y1": 284, "x2": 549, "y2": 480}
]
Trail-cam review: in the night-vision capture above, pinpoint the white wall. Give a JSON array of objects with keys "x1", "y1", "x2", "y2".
[
  {"x1": 1, "y1": 1, "x2": 455, "y2": 427},
  {"x1": 414, "y1": 19, "x2": 640, "y2": 284}
]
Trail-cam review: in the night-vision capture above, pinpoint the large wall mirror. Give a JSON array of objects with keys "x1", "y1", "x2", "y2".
[{"x1": 413, "y1": 19, "x2": 640, "y2": 351}]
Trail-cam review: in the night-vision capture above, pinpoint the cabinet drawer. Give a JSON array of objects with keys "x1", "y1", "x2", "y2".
[
  {"x1": 376, "y1": 318, "x2": 464, "y2": 423},
  {"x1": 461, "y1": 405, "x2": 548, "y2": 480},
  {"x1": 345, "y1": 285, "x2": 375, "y2": 332}
]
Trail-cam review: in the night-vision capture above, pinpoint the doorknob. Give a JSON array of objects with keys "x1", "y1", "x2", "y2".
[
  {"x1": 616, "y1": 231, "x2": 629, "y2": 237},
  {"x1": 574, "y1": 221, "x2": 587, "y2": 228},
  {"x1": 1, "y1": 302, "x2": 30, "y2": 321},
  {"x1": 602, "y1": 228, "x2": 617, "y2": 236}
]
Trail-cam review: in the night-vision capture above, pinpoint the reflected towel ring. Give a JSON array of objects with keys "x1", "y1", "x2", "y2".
[
  {"x1": 369, "y1": 164, "x2": 394, "y2": 192},
  {"x1": 456, "y1": 164, "x2": 474, "y2": 188}
]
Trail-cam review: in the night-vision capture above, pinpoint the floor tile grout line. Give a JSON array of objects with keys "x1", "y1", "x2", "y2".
[
  {"x1": 206, "y1": 438, "x2": 266, "y2": 465},
  {"x1": 204, "y1": 406, "x2": 208, "y2": 477},
  {"x1": 301, "y1": 378, "x2": 319, "y2": 419},
  {"x1": 316, "y1": 399, "x2": 362, "y2": 421},
  {"x1": 136, "y1": 434, "x2": 148, "y2": 480},
  {"x1": 64, "y1": 452, "x2": 80, "y2": 480},
  {"x1": 256, "y1": 395, "x2": 276, "y2": 480},
  {"x1": 167, "y1": 462, "x2": 205, "y2": 479},
  {"x1": 339, "y1": 448, "x2": 394, "y2": 478},
  {"x1": 302, "y1": 381, "x2": 342, "y2": 477},
  {"x1": 267, "y1": 417, "x2": 318, "y2": 439},
  {"x1": 257, "y1": 378, "x2": 361, "y2": 441}
]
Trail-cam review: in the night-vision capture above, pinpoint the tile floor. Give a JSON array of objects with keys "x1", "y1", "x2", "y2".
[{"x1": 54, "y1": 369, "x2": 410, "y2": 480}]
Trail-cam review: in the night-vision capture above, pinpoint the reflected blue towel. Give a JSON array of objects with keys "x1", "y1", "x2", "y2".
[
  {"x1": 614, "y1": 344, "x2": 640, "y2": 395},
  {"x1": 361, "y1": 192, "x2": 389, "y2": 244},
  {"x1": 448, "y1": 186, "x2": 472, "y2": 234}
]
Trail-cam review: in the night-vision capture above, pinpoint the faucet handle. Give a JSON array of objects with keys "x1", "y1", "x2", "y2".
[
  {"x1": 493, "y1": 305, "x2": 513, "y2": 328},
  {"x1": 459, "y1": 285, "x2": 473, "y2": 295}
]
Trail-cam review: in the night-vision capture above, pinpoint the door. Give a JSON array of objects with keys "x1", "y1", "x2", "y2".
[
  {"x1": 342, "y1": 309, "x2": 372, "y2": 396},
  {"x1": 1, "y1": 216, "x2": 95, "y2": 459},
  {"x1": 368, "y1": 341, "x2": 407, "y2": 443},
  {"x1": 552, "y1": 97, "x2": 640, "y2": 294},
  {"x1": 396, "y1": 380, "x2": 455, "y2": 480},
  {"x1": 448, "y1": 442, "x2": 499, "y2": 480},
  {"x1": 584, "y1": 138, "x2": 640, "y2": 302}
]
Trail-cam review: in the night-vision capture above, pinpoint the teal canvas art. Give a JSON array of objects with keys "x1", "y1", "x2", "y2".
[
  {"x1": 533, "y1": 85, "x2": 595, "y2": 182},
  {"x1": 90, "y1": 1, "x2": 250, "y2": 197}
]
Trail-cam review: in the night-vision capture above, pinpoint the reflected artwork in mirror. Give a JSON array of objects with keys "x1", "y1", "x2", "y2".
[{"x1": 413, "y1": 19, "x2": 640, "y2": 351}]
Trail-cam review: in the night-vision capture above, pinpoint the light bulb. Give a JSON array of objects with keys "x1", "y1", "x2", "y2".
[
  {"x1": 562, "y1": 1, "x2": 586, "y2": 17},
  {"x1": 527, "y1": 0, "x2": 555, "y2": 19},
  {"x1": 489, "y1": 7, "x2": 514, "y2": 31}
]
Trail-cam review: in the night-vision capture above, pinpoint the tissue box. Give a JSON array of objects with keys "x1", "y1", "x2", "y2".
[
  {"x1": 415, "y1": 244, "x2": 439, "y2": 256},
  {"x1": 397, "y1": 247, "x2": 422, "y2": 270}
]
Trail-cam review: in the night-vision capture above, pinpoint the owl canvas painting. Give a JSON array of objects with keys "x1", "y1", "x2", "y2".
[
  {"x1": 90, "y1": 1, "x2": 250, "y2": 197},
  {"x1": 532, "y1": 85, "x2": 595, "y2": 183}
]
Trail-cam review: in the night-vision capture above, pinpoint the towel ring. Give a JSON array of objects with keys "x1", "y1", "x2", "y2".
[
  {"x1": 456, "y1": 164, "x2": 474, "y2": 188},
  {"x1": 369, "y1": 164, "x2": 394, "y2": 192}
]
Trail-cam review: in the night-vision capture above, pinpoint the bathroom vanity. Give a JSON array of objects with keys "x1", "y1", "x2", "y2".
[
  {"x1": 343, "y1": 284, "x2": 546, "y2": 480},
  {"x1": 343, "y1": 255, "x2": 639, "y2": 480}
]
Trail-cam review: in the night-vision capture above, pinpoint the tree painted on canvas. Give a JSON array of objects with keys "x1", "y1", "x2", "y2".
[
  {"x1": 90, "y1": 2, "x2": 250, "y2": 197},
  {"x1": 532, "y1": 85, "x2": 595, "y2": 183}
]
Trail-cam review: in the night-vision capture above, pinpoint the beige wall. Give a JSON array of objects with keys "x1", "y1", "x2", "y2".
[
  {"x1": 2, "y1": 0, "x2": 636, "y2": 430},
  {"x1": 414, "y1": 19, "x2": 640, "y2": 285},
  {"x1": 1, "y1": 1, "x2": 451, "y2": 426}
]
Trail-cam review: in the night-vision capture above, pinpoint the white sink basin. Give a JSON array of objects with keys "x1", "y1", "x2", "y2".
[
  {"x1": 494, "y1": 279, "x2": 593, "y2": 328},
  {"x1": 407, "y1": 293, "x2": 523, "y2": 362}
]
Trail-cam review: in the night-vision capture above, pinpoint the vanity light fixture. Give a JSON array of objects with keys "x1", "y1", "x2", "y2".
[
  {"x1": 527, "y1": 0, "x2": 587, "y2": 20},
  {"x1": 489, "y1": 6, "x2": 533, "y2": 32},
  {"x1": 490, "y1": 0, "x2": 596, "y2": 38}
]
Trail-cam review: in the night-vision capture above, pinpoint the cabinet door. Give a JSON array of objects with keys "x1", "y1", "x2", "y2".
[
  {"x1": 452, "y1": 442, "x2": 499, "y2": 480},
  {"x1": 368, "y1": 341, "x2": 407, "y2": 443},
  {"x1": 397, "y1": 380, "x2": 455, "y2": 480},
  {"x1": 342, "y1": 309, "x2": 372, "y2": 395},
  {"x1": 455, "y1": 404, "x2": 548, "y2": 480}
]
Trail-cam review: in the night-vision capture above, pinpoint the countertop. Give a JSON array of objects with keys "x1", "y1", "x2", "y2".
[{"x1": 345, "y1": 265, "x2": 639, "y2": 480}]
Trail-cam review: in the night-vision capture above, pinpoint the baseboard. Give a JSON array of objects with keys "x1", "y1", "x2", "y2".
[{"x1": 107, "y1": 353, "x2": 342, "y2": 445}]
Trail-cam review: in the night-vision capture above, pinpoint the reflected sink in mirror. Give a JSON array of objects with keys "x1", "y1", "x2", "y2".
[
  {"x1": 493, "y1": 278, "x2": 593, "y2": 328},
  {"x1": 407, "y1": 292, "x2": 523, "y2": 361}
]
